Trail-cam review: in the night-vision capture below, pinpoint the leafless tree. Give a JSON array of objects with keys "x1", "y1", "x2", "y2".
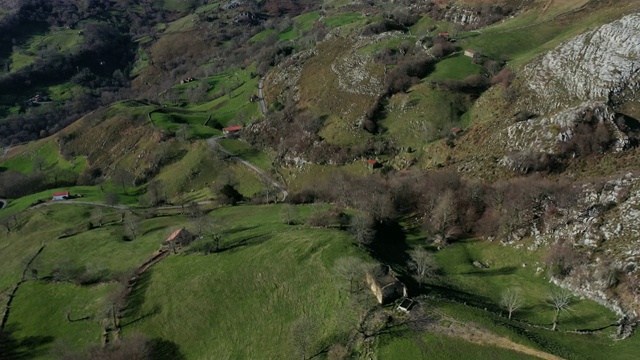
[
  {"x1": 91, "y1": 206, "x2": 105, "y2": 227},
  {"x1": 500, "y1": 288, "x2": 524, "y2": 320},
  {"x1": 146, "y1": 180, "x2": 166, "y2": 206},
  {"x1": 262, "y1": 178, "x2": 275, "y2": 204},
  {"x1": 429, "y1": 189, "x2": 457, "y2": 237},
  {"x1": 104, "y1": 192, "x2": 120, "y2": 206},
  {"x1": 32, "y1": 156, "x2": 46, "y2": 173},
  {"x1": 123, "y1": 213, "x2": 141, "y2": 240},
  {"x1": 334, "y1": 257, "x2": 366, "y2": 294},
  {"x1": 547, "y1": 288, "x2": 573, "y2": 331},
  {"x1": 408, "y1": 248, "x2": 437, "y2": 288},
  {"x1": 290, "y1": 315, "x2": 317, "y2": 360},
  {"x1": 113, "y1": 168, "x2": 133, "y2": 194},
  {"x1": 0, "y1": 217, "x2": 11, "y2": 234},
  {"x1": 349, "y1": 214, "x2": 376, "y2": 246},
  {"x1": 280, "y1": 203, "x2": 299, "y2": 225}
]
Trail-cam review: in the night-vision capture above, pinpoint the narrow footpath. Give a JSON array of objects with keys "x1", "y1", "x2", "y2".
[{"x1": 207, "y1": 136, "x2": 288, "y2": 202}]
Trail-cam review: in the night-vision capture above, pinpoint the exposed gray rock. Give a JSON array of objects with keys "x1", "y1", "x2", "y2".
[
  {"x1": 520, "y1": 13, "x2": 640, "y2": 115},
  {"x1": 495, "y1": 101, "x2": 629, "y2": 155}
]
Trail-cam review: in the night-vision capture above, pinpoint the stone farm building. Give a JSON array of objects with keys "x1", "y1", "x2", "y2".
[
  {"x1": 366, "y1": 264, "x2": 408, "y2": 305},
  {"x1": 163, "y1": 228, "x2": 193, "y2": 249},
  {"x1": 52, "y1": 191, "x2": 70, "y2": 200}
]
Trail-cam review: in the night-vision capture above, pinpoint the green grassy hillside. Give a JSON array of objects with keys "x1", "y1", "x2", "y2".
[{"x1": 2, "y1": 1, "x2": 640, "y2": 359}]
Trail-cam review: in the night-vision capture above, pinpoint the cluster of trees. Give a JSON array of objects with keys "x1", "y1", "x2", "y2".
[
  {"x1": 498, "y1": 287, "x2": 574, "y2": 330},
  {"x1": 289, "y1": 170, "x2": 580, "y2": 246},
  {"x1": 0, "y1": 164, "x2": 78, "y2": 198}
]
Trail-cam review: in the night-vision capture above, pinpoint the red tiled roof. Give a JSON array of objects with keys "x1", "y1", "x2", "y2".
[
  {"x1": 223, "y1": 125, "x2": 243, "y2": 132},
  {"x1": 166, "y1": 228, "x2": 184, "y2": 242},
  {"x1": 366, "y1": 159, "x2": 378, "y2": 165},
  {"x1": 52, "y1": 191, "x2": 70, "y2": 197},
  {"x1": 439, "y1": 32, "x2": 450, "y2": 36}
]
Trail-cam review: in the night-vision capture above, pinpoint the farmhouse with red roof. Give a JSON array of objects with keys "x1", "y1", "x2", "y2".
[
  {"x1": 52, "y1": 191, "x2": 70, "y2": 200},
  {"x1": 165, "y1": 228, "x2": 193, "y2": 246},
  {"x1": 223, "y1": 125, "x2": 243, "y2": 134},
  {"x1": 366, "y1": 159, "x2": 380, "y2": 170}
]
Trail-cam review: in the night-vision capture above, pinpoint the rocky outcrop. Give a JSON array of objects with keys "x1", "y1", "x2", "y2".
[
  {"x1": 519, "y1": 13, "x2": 640, "y2": 115},
  {"x1": 492, "y1": 14, "x2": 640, "y2": 161},
  {"x1": 499, "y1": 173, "x2": 640, "y2": 318},
  {"x1": 494, "y1": 101, "x2": 629, "y2": 156}
]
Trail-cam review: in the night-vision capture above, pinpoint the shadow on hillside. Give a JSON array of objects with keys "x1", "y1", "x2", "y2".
[
  {"x1": 218, "y1": 233, "x2": 273, "y2": 253},
  {"x1": 369, "y1": 221, "x2": 411, "y2": 267},
  {"x1": 222, "y1": 225, "x2": 260, "y2": 236},
  {"x1": 0, "y1": 324, "x2": 53, "y2": 360},
  {"x1": 427, "y1": 284, "x2": 502, "y2": 313},
  {"x1": 367, "y1": 221, "x2": 422, "y2": 293},
  {"x1": 121, "y1": 270, "x2": 153, "y2": 320},
  {"x1": 461, "y1": 266, "x2": 518, "y2": 276},
  {"x1": 149, "y1": 338, "x2": 186, "y2": 360}
]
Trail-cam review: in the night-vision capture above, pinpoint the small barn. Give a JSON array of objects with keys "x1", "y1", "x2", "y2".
[
  {"x1": 366, "y1": 264, "x2": 408, "y2": 305},
  {"x1": 223, "y1": 125, "x2": 243, "y2": 135},
  {"x1": 163, "y1": 228, "x2": 193, "y2": 248},
  {"x1": 366, "y1": 159, "x2": 380, "y2": 170},
  {"x1": 464, "y1": 49, "x2": 477, "y2": 58},
  {"x1": 52, "y1": 191, "x2": 70, "y2": 200},
  {"x1": 438, "y1": 32, "x2": 450, "y2": 38}
]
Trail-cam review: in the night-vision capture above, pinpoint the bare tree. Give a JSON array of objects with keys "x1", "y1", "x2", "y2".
[
  {"x1": 280, "y1": 203, "x2": 298, "y2": 225},
  {"x1": 349, "y1": 214, "x2": 376, "y2": 246},
  {"x1": 123, "y1": 213, "x2": 141, "y2": 240},
  {"x1": 0, "y1": 217, "x2": 11, "y2": 234},
  {"x1": 408, "y1": 248, "x2": 437, "y2": 288},
  {"x1": 104, "y1": 192, "x2": 120, "y2": 206},
  {"x1": 191, "y1": 213, "x2": 213, "y2": 238},
  {"x1": 290, "y1": 315, "x2": 317, "y2": 360},
  {"x1": 500, "y1": 288, "x2": 524, "y2": 320},
  {"x1": 547, "y1": 288, "x2": 573, "y2": 331},
  {"x1": 113, "y1": 168, "x2": 133, "y2": 194},
  {"x1": 146, "y1": 180, "x2": 166, "y2": 206},
  {"x1": 430, "y1": 189, "x2": 457, "y2": 237},
  {"x1": 32, "y1": 156, "x2": 46, "y2": 173},
  {"x1": 91, "y1": 206, "x2": 105, "y2": 227},
  {"x1": 334, "y1": 257, "x2": 366, "y2": 294},
  {"x1": 263, "y1": 176, "x2": 275, "y2": 204}
]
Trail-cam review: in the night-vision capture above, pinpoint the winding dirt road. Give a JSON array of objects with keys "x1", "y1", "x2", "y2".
[{"x1": 207, "y1": 136, "x2": 288, "y2": 202}]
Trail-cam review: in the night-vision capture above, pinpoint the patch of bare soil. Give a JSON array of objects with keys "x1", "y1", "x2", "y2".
[{"x1": 435, "y1": 319, "x2": 563, "y2": 360}]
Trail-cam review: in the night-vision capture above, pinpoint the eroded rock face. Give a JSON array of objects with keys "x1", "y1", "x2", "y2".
[
  {"x1": 502, "y1": 173, "x2": 640, "y2": 318},
  {"x1": 494, "y1": 101, "x2": 629, "y2": 155},
  {"x1": 492, "y1": 14, "x2": 640, "y2": 161},
  {"x1": 520, "y1": 13, "x2": 640, "y2": 115}
]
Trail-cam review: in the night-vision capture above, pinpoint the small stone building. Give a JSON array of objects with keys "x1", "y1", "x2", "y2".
[
  {"x1": 163, "y1": 228, "x2": 193, "y2": 249},
  {"x1": 366, "y1": 264, "x2": 408, "y2": 305}
]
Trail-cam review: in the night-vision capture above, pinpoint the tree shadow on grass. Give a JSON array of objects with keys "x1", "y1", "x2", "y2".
[
  {"x1": 120, "y1": 306, "x2": 160, "y2": 329},
  {"x1": 149, "y1": 338, "x2": 186, "y2": 360},
  {"x1": 0, "y1": 324, "x2": 54, "y2": 360},
  {"x1": 461, "y1": 266, "x2": 519, "y2": 276},
  {"x1": 427, "y1": 284, "x2": 502, "y2": 313},
  {"x1": 367, "y1": 220, "x2": 420, "y2": 292},
  {"x1": 217, "y1": 233, "x2": 273, "y2": 253},
  {"x1": 369, "y1": 220, "x2": 411, "y2": 268},
  {"x1": 121, "y1": 270, "x2": 152, "y2": 320}
]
